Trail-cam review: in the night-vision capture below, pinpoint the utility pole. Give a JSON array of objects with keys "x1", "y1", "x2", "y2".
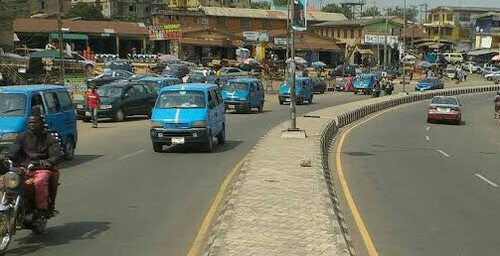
[
  {"x1": 384, "y1": 8, "x2": 388, "y2": 69},
  {"x1": 402, "y1": 0, "x2": 406, "y2": 93},
  {"x1": 57, "y1": 0, "x2": 65, "y2": 85},
  {"x1": 288, "y1": 0, "x2": 297, "y2": 131}
]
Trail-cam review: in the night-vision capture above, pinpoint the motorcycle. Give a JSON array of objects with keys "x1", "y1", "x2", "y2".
[
  {"x1": 0, "y1": 160, "x2": 53, "y2": 255},
  {"x1": 371, "y1": 87, "x2": 381, "y2": 98},
  {"x1": 383, "y1": 82, "x2": 394, "y2": 95}
]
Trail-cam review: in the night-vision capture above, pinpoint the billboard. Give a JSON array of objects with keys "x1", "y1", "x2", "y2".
[
  {"x1": 148, "y1": 24, "x2": 182, "y2": 41},
  {"x1": 242, "y1": 31, "x2": 269, "y2": 42},
  {"x1": 292, "y1": 0, "x2": 307, "y2": 31},
  {"x1": 364, "y1": 35, "x2": 399, "y2": 48}
]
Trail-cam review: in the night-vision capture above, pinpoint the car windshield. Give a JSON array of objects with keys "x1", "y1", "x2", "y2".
[
  {"x1": 224, "y1": 82, "x2": 248, "y2": 91},
  {"x1": 97, "y1": 87, "x2": 123, "y2": 98},
  {"x1": 420, "y1": 78, "x2": 436, "y2": 84},
  {"x1": 156, "y1": 90, "x2": 205, "y2": 108},
  {"x1": 432, "y1": 97, "x2": 458, "y2": 105},
  {"x1": 0, "y1": 93, "x2": 26, "y2": 117},
  {"x1": 189, "y1": 70, "x2": 206, "y2": 76},
  {"x1": 357, "y1": 75, "x2": 372, "y2": 82}
]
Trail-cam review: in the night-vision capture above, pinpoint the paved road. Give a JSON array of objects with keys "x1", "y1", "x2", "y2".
[
  {"x1": 337, "y1": 93, "x2": 500, "y2": 256},
  {"x1": 7, "y1": 92, "x2": 369, "y2": 256}
]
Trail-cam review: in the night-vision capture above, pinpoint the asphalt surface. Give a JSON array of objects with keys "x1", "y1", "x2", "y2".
[
  {"x1": 336, "y1": 93, "x2": 500, "y2": 256},
  {"x1": 7, "y1": 91, "x2": 369, "y2": 256}
]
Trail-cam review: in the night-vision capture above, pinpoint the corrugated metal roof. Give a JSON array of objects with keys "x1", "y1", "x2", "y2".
[
  {"x1": 431, "y1": 6, "x2": 500, "y2": 13},
  {"x1": 200, "y1": 7, "x2": 347, "y2": 21}
]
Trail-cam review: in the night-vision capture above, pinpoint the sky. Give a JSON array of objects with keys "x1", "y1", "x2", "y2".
[{"x1": 312, "y1": 0, "x2": 500, "y2": 9}]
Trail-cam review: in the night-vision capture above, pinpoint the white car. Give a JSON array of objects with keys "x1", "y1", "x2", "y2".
[
  {"x1": 461, "y1": 61, "x2": 481, "y2": 73},
  {"x1": 485, "y1": 72, "x2": 500, "y2": 81},
  {"x1": 444, "y1": 68, "x2": 456, "y2": 79},
  {"x1": 482, "y1": 66, "x2": 500, "y2": 76}
]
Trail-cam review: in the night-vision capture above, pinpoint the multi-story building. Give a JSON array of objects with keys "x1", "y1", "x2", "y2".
[
  {"x1": 424, "y1": 6, "x2": 500, "y2": 51},
  {"x1": 473, "y1": 12, "x2": 500, "y2": 49},
  {"x1": 70, "y1": 0, "x2": 168, "y2": 24},
  {"x1": 28, "y1": 0, "x2": 71, "y2": 14},
  {"x1": 313, "y1": 17, "x2": 403, "y2": 66}
]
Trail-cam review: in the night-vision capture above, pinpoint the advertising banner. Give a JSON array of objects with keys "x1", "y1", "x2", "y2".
[
  {"x1": 292, "y1": 0, "x2": 307, "y2": 31},
  {"x1": 148, "y1": 24, "x2": 182, "y2": 41}
]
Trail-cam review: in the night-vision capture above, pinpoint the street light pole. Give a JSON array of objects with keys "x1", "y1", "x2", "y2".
[
  {"x1": 402, "y1": 0, "x2": 406, "y2": 93},
  {"x1": 57, "y1": 0, "x2": 65, "y2": 85},
  {"x1": 288, "y1": 0, "x2": 297, "y2": 131}
]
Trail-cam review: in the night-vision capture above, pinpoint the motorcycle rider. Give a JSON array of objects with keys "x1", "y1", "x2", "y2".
[
  {"x1": 7, "y1": 109, "x2": 61, "y2": 217},
  {"x1": 494, "y1": 91, "x2": 500, "y2": 119}
]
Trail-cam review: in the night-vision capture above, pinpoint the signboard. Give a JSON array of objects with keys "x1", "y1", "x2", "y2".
[
  {"x1": 148, "y1": 24, "x2": 182, "y2": 41},
  {"x1": 243, "y1": 31, "x2": 269, "y2": 42},
  {"x1": 364, "y1": 35, "x2": 399, "y2": 48},
  {"x1": 64, "y1": 74, "x2": 87, "y2": 102},
  {"x1": 481, "y1": 36, "x2": 492, "y2": 48},
  {"x1": 292, "y1": 0, "x2": 307, "y2": 31},
  {"x1": 274, "y1": 37, "x2": 288, "y2": 46}
]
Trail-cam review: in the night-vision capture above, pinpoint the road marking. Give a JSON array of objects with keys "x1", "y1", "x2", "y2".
[
  {"x1": 117, "y1": 149, "x2": 145, "y2": 160},
  {"x1": 425, "y1": 135, "x2": 430, "y2": 141},
  {"x1": 475, "y1": 173, "x2": 499, "y2": 187},
  {"x1": 335, "y1": 110, "x2": 396, "y2": 256},
  {"x1": 188, "y1": 156, "x2": 247, "y2": 256},
  {"x1": 426, "y1": 127, "x2": 430, "y2": 131},
  {"x1": 436, "y1": 149, "x2": 450, "y2": 158}
]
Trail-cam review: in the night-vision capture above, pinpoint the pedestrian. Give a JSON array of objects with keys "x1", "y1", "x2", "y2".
[
  {"x1": 86, "y1": 85, "x2": 100, "y2": 128},
  {"x1": 494, "y1": 91, "x2": 500, "y2": 119},
  {"x1": 345, "y1": 74, "x2": 354, "y2": 91},
  {"x1": 409, "y1": 68, "x2": 414, "y2": 81},
  {"x1": 463, "y1": 70, "x2": 467, "y2": 82}
]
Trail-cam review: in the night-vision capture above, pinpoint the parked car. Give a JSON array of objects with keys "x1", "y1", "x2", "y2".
[
  {"x1": 150, "y1": 84, "x2": 226, "y2": 152},
  {"x1": 278, "y1": 77, "x2": 313, "y2": 105},
  {"x1": 218, "y1": 67, "x2": 248, "y2": 77},
  {"x1": 76, "y1": 80, "x2": 156, "y2": 122},
  {"x1": 0, "y1": 85, "x2": 78, "y2": 161},
  {"x1": 104, "y1": 60, "x2": 134, "y2": 72},
  {"x1": 329, "y1": 64, "x2": 359, "y2": 77},
  {"x1": 427, "y1": 96, "x2": 462, "y2": 124},
  {"x1": 52, "y1": 52, "x2": 95, "y2": 70},
  {"x1": 184, "y1": 69, "x2": 209, "y2": 83},
  {"x1": 482, "y1": 66, "x2": 500, "y2": 76},
  {"x1": 353, "y1": 74, "x2": 379, "y2": 95},
  {"x1": 415, "y1": 77, "x2": 444, "y2": 91},
  {"x1": 461, "y1": 61, "x2": 481, "y2": 73},
  {"x1": 334, "y1": 78, "x2": 347, "y2": 91},
  {"x1": 485, "y1": 72, "x2": 500, "y2": 81},
  {"x1": 222, "y1": 77, "x2": 265, "y2": 112},
  {"x1": 163, "y1": 64, "x2": 190, "y2": 79},
  {"x1": 311, "y1": 78, "x2": 326, "y2": 94},
  {"x1": 444, "y1": 68, "x2": 456, "y2": 79},
  {"x1": 87, "y1": 70, "x2": 134, "y2": 87},
  {"x1": 139, "y1": 76, "x2": 182, "y2": 92},
  {"x1": 443, "y1": 53, "x2": 464, "y2": 64}
]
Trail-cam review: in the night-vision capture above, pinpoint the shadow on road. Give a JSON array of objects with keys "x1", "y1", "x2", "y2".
[
  {"x1": 8, "y1": 221, "x2": 111, "y2": 255},
  {"x1": 227, "y1": 110, "x2": 272, "y2": 115},
  {"x1": 163, "y1": 140, "x2": 243, "y2": 154},
  {"x1": 60, "y1": 155, "x2": 104, "y2": 169}
]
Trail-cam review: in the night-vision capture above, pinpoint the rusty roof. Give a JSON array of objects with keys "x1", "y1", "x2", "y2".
[
  {"x1": 14, "y1": 18, "x2": 148, "y2": 36},
  {"x1": 200, "y1": 7, "x2": 347, "y2": 21}
]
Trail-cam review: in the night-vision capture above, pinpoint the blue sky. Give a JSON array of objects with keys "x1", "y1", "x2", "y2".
[{"x1": 313, "y1": 0, "x2": 499, "y2": 9}]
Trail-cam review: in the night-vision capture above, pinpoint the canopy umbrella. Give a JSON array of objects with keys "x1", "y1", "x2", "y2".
[
  {"x1": 491, "y1": 55, "x2": 500, "y2": 61},
  {"x1": 285, "y1": 56, "x2": 307, "y2": 65},
  {"x1": 402, "y1": 55, "x2": 416, "y2": 61},
  {"x1": 311, "y1": 61, "x2": 326, "y2": 68},
  {"x1": 158, "y1": 54, "x2": 180, "y2": 62},
  {"x1": 30, "y1": 49, "x2": 62, "y2": 59},
  {"x1": 417, "y1": 61, "x2": 432, "y2": 68}
]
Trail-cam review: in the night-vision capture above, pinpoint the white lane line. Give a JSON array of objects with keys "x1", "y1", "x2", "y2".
[
  {"x1": 436, "y1": 149, "x2": 451, "y2": 158},
  {"x1": 426, "y1": 127, "x2": 430, "y2": 131},
  {"x1": 425, "y1": 135, "x2": 430, "y2": 141},
  {"x1": 118, "y1": 149, "x2": 145, "y2": 160},
  {"x1": 475, "y1": 173, "x2": 499, "y2": 188}
]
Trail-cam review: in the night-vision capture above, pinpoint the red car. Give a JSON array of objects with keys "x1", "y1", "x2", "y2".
[{"x1": 427, "y1": 96, "x2": 462, "y2": 124}]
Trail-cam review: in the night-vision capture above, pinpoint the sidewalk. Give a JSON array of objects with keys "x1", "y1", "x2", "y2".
[{"x1": 202, "y1": 99, "x2": 382, "y2": 256}]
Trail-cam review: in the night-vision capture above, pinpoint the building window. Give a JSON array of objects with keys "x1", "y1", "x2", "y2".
[
  {"x1": 129, "y1": 5, "x2": 135, "y2": 12},
  {"x1": 328, "y1": 29, "x2": 332, "y2": 37},
  {"x1": 201, "y1": 17, "x2": 209, "y2": 25},
  {"x1": 41, "y1": 1, "x2": 45, "y2": 9},
  {"x1": 240, "y1": 18, "x2": 250, "y2": 29},
  {"x1": 343, "y1": 29, "x2": 347, "y2": 38},
  {"x1": 217, "y1": 17, "x2": 227, "y2": 27},
  {"x1": 336, "y1": 29, "x2": 340, "y2": 38},
  {"x1": 433, "y1": 14, "x2": 439, "y2": 22},
  {"x1": 459, "y1": 13, "x2": 470, "y2": 22},
  {"x1": 446, "y1": 14, "x2": 452, "y2": 21},
  {"x1": 350, "y1": 29, "x2": 354, "y2": 38},
  {"x1": 262, "y1": 20, "x2": 271, "y2": 29},
  {"x1": 358, "y1": 29, "x2": 362, "y2": 38}
]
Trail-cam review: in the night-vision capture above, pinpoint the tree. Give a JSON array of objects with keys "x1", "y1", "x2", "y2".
[
  {"x1": 321, "y1": 3, "x2": 352, "y2": 19},
  {"x1": 251, "y1": 1, "x2": 271, "y2": 9},
  {"x1": 273, "y1": 0, "x2": 287, "y2": 7},
  {"x1": 362, "y1": 6, "x2": 380, "y2": 17},
  {"x1": 386, "y1": 6, "x2": 418, "y2": 23},
  {"x1": 65, "y1": 2, "x2": 105, "y2": 20},
  {"x1": 119, "y1": 12, "x2": 139, "y2": 22}
]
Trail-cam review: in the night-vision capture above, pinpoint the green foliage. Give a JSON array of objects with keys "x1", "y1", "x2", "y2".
[
  {"x1": 273, "y1": 0, "x2": 288, "y2": 7},
  {"x1": 386, "y1": 6, "x2": 418, "y2": 23},
  {"x1": 65, "y1": 2, "x2": 105, "y2": 20},
  {"x1": 119, "y1": 12, "x2": 139, "y2": 22},
  {"x1": 251, "y1": 1, "x2": 271, "y2": 9},
  {"x1": 321, "y1": 3, "x2": 352, "y2": 19},
  {"x1": 362, "y1": 6, "x2": 380, "y2": 17}
]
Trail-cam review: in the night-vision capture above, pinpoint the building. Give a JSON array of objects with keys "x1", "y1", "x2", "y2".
[
  {"x1": 473, "y1": 12, "x2": 500, "y2": 49},
  {"x1": 70, "y1": 0, "x2": 168, "y2": 25},
  {"x1": 28, "y1": 0, "x2": 71, "y2": 15},
  {"x1": 423, "y1": 6, "x2": 500, "y2": 51},
  {"x1": 151, "y1": 6, "x2": 346, "y2": 63},
  {"x1": 313, "y1": 17, "x2": 403, "y2": 66},
  {"x1": 14, "y1": 18, "x2": 149, "y2": 57}
]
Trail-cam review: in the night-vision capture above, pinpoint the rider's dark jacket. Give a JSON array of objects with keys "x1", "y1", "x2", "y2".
[{"x1": 8, "y1": 131, "x2": 61, "y2": 169}]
